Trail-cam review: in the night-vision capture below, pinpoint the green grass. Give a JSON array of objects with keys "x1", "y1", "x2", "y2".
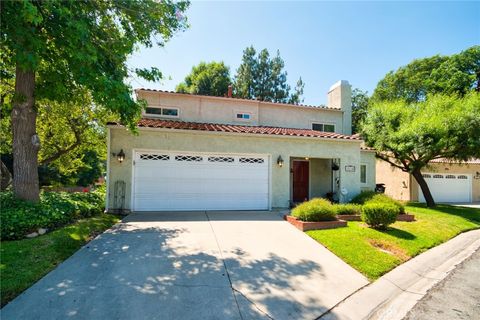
[
  {"x1": 0, "y1": 214, "x2": 119, "y2": 306},
  {"x1": 307, "y1": 204, "x2": 480, "y2": 280}
]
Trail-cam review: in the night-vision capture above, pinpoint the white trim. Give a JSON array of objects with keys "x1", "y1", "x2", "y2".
[
  {"x1": 143, "y1": 105, "x2": 180, "y2": 119},
  {"x1": 107, "y1": 124, "x2": 361, "y2": 144},
  {"x1": 418, "y1": 172, "x2": 472, "y2": 203},
  {"x1": 360, "y1": 163, "x2": 367, "y2": 185},
  {"x1": 131, "y1": 149, "x2": 272, "y2": 211},
  {"x1": 105, "y1": 127, "x2": 111, "y2": 210}
]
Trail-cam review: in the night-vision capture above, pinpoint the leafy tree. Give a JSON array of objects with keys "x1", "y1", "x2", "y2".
[
  {"x1": 361, "y1": 94, "x2": 480, "y2": 207},
  {"x1": 1, "y1": 0, "x2": 189, "y2": 201},
  {"x1": 351, "y1": 88, "x2": 370, "y2": 134},
  {"x1": 176, "y1": 61, "x2": 231, "y2": 96},
  {"x1": 233, "y1": 46, "x2": 305, "y2": 104},
  {"x1": 372, "y1": 46, "x2": 480, "y2": 102}
]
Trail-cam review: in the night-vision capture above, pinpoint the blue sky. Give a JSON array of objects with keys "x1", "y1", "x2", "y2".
[{"x1": 128, "y1": 1, "x2": 480, "y2": 105}]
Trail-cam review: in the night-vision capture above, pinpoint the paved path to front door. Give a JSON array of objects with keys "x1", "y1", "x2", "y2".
[{"x1": 2, "y1": 211, "x2": 368, "y2": 320}]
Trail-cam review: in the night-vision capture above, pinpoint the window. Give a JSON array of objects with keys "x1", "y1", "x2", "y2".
[
  {"x1": 312, "y1": 123, "x2": 335, "y2": 133},
  {"x1": 145, "y1": 107, "x2": 179, "y2": 118},
  {"x1": 236, "y1": 113, "x2": 251, "y2": 120},
  {"x1": 360, "y1": 164, "x2": 367, "y2": 184}
]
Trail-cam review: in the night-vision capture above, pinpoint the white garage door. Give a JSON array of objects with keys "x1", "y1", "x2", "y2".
[
  {"x1": 133, "y1": 151, "x2": 270, "y2": 211},
  {"x1": 419, "y1": 173, "x2": 471, "y2": 203}
]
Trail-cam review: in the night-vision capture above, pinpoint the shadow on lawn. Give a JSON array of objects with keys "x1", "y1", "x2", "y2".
[
  {"x1": 382, "y1": 227, "x2": 416, "y2": 240},
  {"x1": 408, "y1": 202, "x2": 480, "y2": 224}
]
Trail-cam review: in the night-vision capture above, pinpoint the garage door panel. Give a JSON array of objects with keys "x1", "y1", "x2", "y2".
[
  {"x1": 133, "y1": 151, "x2": 270, "y2": 211},
  {"x1": 419, "y1": 173, "x2": 471, "y2": 203}
]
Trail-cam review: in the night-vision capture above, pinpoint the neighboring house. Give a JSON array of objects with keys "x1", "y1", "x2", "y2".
[
  {"x1": 376, "y1": 158, "x2": 480, "y2": 203},
  {"x1": 106, "y1": 80, "x2": 376, "y2": 212}
]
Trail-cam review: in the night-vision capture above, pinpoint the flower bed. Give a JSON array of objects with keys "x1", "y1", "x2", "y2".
[{"x1": 284, "y1": 215, "x2": 347, "y2": 231}]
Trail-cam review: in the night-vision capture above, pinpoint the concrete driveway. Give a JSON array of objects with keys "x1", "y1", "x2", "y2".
[{"x1": 2, "y1": 211, "x2": 368, "y2": 320}]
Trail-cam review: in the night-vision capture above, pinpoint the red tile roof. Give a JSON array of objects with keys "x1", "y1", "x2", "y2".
[
  {"x1": 430, "y1": 158, "x2": 480, "y2": 164},
  {"x1": 135, "y1": 88, "x2": 338, "y2": 111},
  {"x1": 108, "y1": 119, "x2": 361, "y2": 141}
]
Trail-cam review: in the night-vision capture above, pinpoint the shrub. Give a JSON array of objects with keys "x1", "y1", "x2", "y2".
[
  {"x1": 334, "y1": 204, "x2": 362, "y2": 215},
  {"x1": 291, "y1": 198, "x2": 337, "y2": 222},
  {"x1": 361, "y1": 202, "x2": 400, "y2": 229},
  {"x1": 0, "y1": 189, "x2": 106, "y2": 240},
  {"x1": 350, "y1": 191, "x2": 378, "y2": 204}
]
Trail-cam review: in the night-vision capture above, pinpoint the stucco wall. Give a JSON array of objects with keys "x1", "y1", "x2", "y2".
[
  {"x1": 309, "y1": 158, "x2": 333, "y2": 198},
  {"x1": 137, "y1": 91, "x2": 346, "y2": 134},
  {"x1": 360, "y1": 151, "x2": 377, "y2": 192},
  {"x1": 108, "y1": 127, "x2": 363, "y2": 211},
  {"x1": 411, "y1": 163, "x2": 480, "y2": 202},
  {"x1": 375, "y1": 159, "x2": 412, "y2": 201}
]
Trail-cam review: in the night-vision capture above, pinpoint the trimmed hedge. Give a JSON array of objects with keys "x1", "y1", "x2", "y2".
[
  {"x1": 292, "y1": 198, "x2": 337, "y2": 222},
  {"x1": 334, "y1": 204, "x2": 362, "y2": 215},
  {"x1": 0, "y1": 188, "x2": 106, "y2": 240},
  {"x1": 361, "y1": 202, "x2": 400, "y2": 229},
  {"x1": 351, "y1": 191, "x2": 405, "y2": 214},
  {"x1": 350, "y1": 191, "x2": 377, "y2": 205}
]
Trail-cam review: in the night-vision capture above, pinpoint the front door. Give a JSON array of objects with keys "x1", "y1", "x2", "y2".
[{"x1": 292, "y1": 160, "x2": 309, "y2": 202}]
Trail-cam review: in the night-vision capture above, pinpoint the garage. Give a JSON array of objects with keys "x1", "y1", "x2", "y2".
[
  {"x1": 419, "y1": 173, "x2": 472, "y2": 203},
  {"x1": 132, "y1": 151, "x2": 270, "y2": 211}
]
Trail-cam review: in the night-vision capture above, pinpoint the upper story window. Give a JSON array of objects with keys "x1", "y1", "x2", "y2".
[
  {"x1": 236, "y1": 112, "x2": 251, "y2": 121},
  {"x1": 145, "y1": 106, "x2": 179, "y2": 118},
  {"x1": 312, "y1": 123, "x2": 335, "y2": 133},
  {"x1": 360, "y1": 164, "x2": 367, "y2": 184}
]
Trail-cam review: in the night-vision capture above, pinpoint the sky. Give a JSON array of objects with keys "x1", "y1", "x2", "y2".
[{"x1": 127, "y1": 1, "x2": 480, "y2": 106}]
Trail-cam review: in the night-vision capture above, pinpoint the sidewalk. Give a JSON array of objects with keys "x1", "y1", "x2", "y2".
[{"x1": 320, "y1": 229, "x2": 480, "y2": 320}]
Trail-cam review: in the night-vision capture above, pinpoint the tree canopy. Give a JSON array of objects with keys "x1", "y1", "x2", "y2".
[
  {"x1": 351, "y1": 88, "x2": 370, "y2": 134},
  {"x1": 1, "y1": 0, "x2": 189, "y2": 201},
  {"x1": 372, "y1": 46, "x2": 480, "y2": 102},
  {"x1": 233, "y1": 46, "x2": 305, "y2": 104},
  {"x1": 361, "y1": 93, "x2": 480, "y2": 207},
  {"x1": 176, "y1": 61, "x2": 231, "y2": 96}
]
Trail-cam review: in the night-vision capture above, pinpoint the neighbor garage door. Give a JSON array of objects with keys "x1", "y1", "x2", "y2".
[
  {"x1": 133, "y1": 151, "x2": 270, "y2": 211},
  {"x1": 419, "y1": 173, "x2": 471, "y2": 203}
]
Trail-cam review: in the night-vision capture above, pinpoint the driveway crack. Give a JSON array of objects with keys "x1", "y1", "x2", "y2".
[{"x1": 204, "y1": 211, "x2": 275, "y2": 320}]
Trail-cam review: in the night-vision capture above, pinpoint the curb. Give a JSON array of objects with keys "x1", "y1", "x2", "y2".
[{"x1": 320, "y1": 229, "x2": 480, "y2": 320}]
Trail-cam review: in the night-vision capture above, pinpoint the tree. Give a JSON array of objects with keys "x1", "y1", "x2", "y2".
[
  {"x1": 176, "y1": 61, "x2": 231, "y2": 96},
  {"x1": 361, "y1": 94, "x2": 480, "y2": 207},
  {"x1": 372, "y1": 46, "x2": 480, "y2": 102},
  {"x1": 351, "y1": 88, "x2": 370, "y2": 134},
  {"x1": 1, "y1": 0, "x2": 189, "y2": 201},
  {"x1": 233, "y1": 46, "x2": 305, "y2": 104}
]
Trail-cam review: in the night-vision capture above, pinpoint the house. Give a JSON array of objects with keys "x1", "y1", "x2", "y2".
[
  {"x1": 376, "y1": 158, "x2": 480, "y2": 203},
  {"x1": 106, "y1": 80, "x2": 376, "y2": 212}
]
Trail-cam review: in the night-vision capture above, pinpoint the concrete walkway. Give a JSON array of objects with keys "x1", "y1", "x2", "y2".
[
  {"x1": 2, "y1": 211, "x2": 368, "y2": 320},
  {"x1": 321, "y1": 229, "x2": 480, "y2": 320}
]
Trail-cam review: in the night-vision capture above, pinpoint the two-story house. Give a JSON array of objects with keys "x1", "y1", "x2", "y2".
[{"x1": 106, "y1": 80, "x2": 376, "y2": 212}]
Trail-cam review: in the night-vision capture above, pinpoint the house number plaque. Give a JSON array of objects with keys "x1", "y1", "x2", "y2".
[{"x1": 345, "y1": 165, "x2": 355, "y2": 172}]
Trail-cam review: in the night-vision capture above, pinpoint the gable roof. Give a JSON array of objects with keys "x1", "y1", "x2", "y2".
[
  {"x1": 135, "y1": 88, "x2": 341, "y2": 111},
  {"x1": 108, "y1": 119, "x2": 361, "y2": 141}
]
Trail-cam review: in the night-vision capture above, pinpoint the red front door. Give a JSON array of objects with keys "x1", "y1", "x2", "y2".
[{"x1": 292, "y1": 161, "x2": 309, "y2": 202}]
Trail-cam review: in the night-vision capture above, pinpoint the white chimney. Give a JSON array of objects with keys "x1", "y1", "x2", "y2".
[{"x1": 327, "y1": 80, "x2": 352, "y2": 135}]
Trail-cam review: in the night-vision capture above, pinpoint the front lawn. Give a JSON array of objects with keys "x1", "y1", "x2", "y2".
[
  {"x1": 307, "y1": 204, "x2": 480, "y2": 280},
  {"x1": 0, "y1": 214, "x2": 119, "y2": 307}
]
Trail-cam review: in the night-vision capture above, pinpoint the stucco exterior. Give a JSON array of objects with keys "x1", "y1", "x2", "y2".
[
  {"x1": 376, "y1": 159, "x2": 480, "y2": 202},
  {"x1": 107, "y1": 127, "x2": 370, "y2": 211}
]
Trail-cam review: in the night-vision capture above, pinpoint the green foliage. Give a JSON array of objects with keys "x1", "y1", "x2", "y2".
[
  {"x1": 334, "y1": 204, "x2": 362, "y2": 215},
  {"x1": 176, "y1": 61, "x2": 231, "y2": 96},
  {"x1": 351, "y1": 88, "x2": 370, "y2": 133},
  {"x1": 372, "y1": 46, "x2": 480, "y2": 103},
  {"x1": 0, "y1": 188, "x2": 106, "y2": 240},
  {"x1": 233, "y1": 46, "x2": 305, "y2": 104},
  {"x1": 1, "y1": 0, "x2": 189, "y2": 129},
  {"x1": 350, "y1": 191, "x2": 378, "y2": 204},
  {"x1": 361, "y1": 202, "x2": 399, "y2": 229},
  {"x1": 291, "y1": 198, "x2": 337, "y2": 222}
]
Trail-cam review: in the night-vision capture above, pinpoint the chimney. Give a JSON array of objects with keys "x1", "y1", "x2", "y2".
[
  {"x1": 327, "y1": 80, "x2": 352, "y2": 135},
  {"x1": 227, "y1": 85, "x2": 233, "y2": 98}
]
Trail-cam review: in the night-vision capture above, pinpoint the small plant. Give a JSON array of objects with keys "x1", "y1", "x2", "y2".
[
  {"x1": 291, "y1": 198, "x2": 337, "y2": 222},
  {"x1": 334, "y1": 204, "x2": 362, "y2": 215},
  {"x1": 351, "y1": 191, "x2": 406, "y2": 214},
  {"x1": 350, "y1": 191, "x2": 378, "y2": 204},
  {"x1": 361, "y1": 202, "x2": 400, "y2": 229}
]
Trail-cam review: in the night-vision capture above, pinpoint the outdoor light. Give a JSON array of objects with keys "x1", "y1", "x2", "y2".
[
  {"x1": 116, "y1": 149, "x2": 125, "y2": 163},
  {"x1": 277, "y1": 155, "x2": 284, "y2": 167}
]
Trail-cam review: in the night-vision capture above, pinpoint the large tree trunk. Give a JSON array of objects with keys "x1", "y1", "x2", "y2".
[
  {"x1": 12, "y1": 65, "x2": 40, "y2": 202},
  {"x1": 411, "y1": 168, "x2": 435, "y2": 208}
]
